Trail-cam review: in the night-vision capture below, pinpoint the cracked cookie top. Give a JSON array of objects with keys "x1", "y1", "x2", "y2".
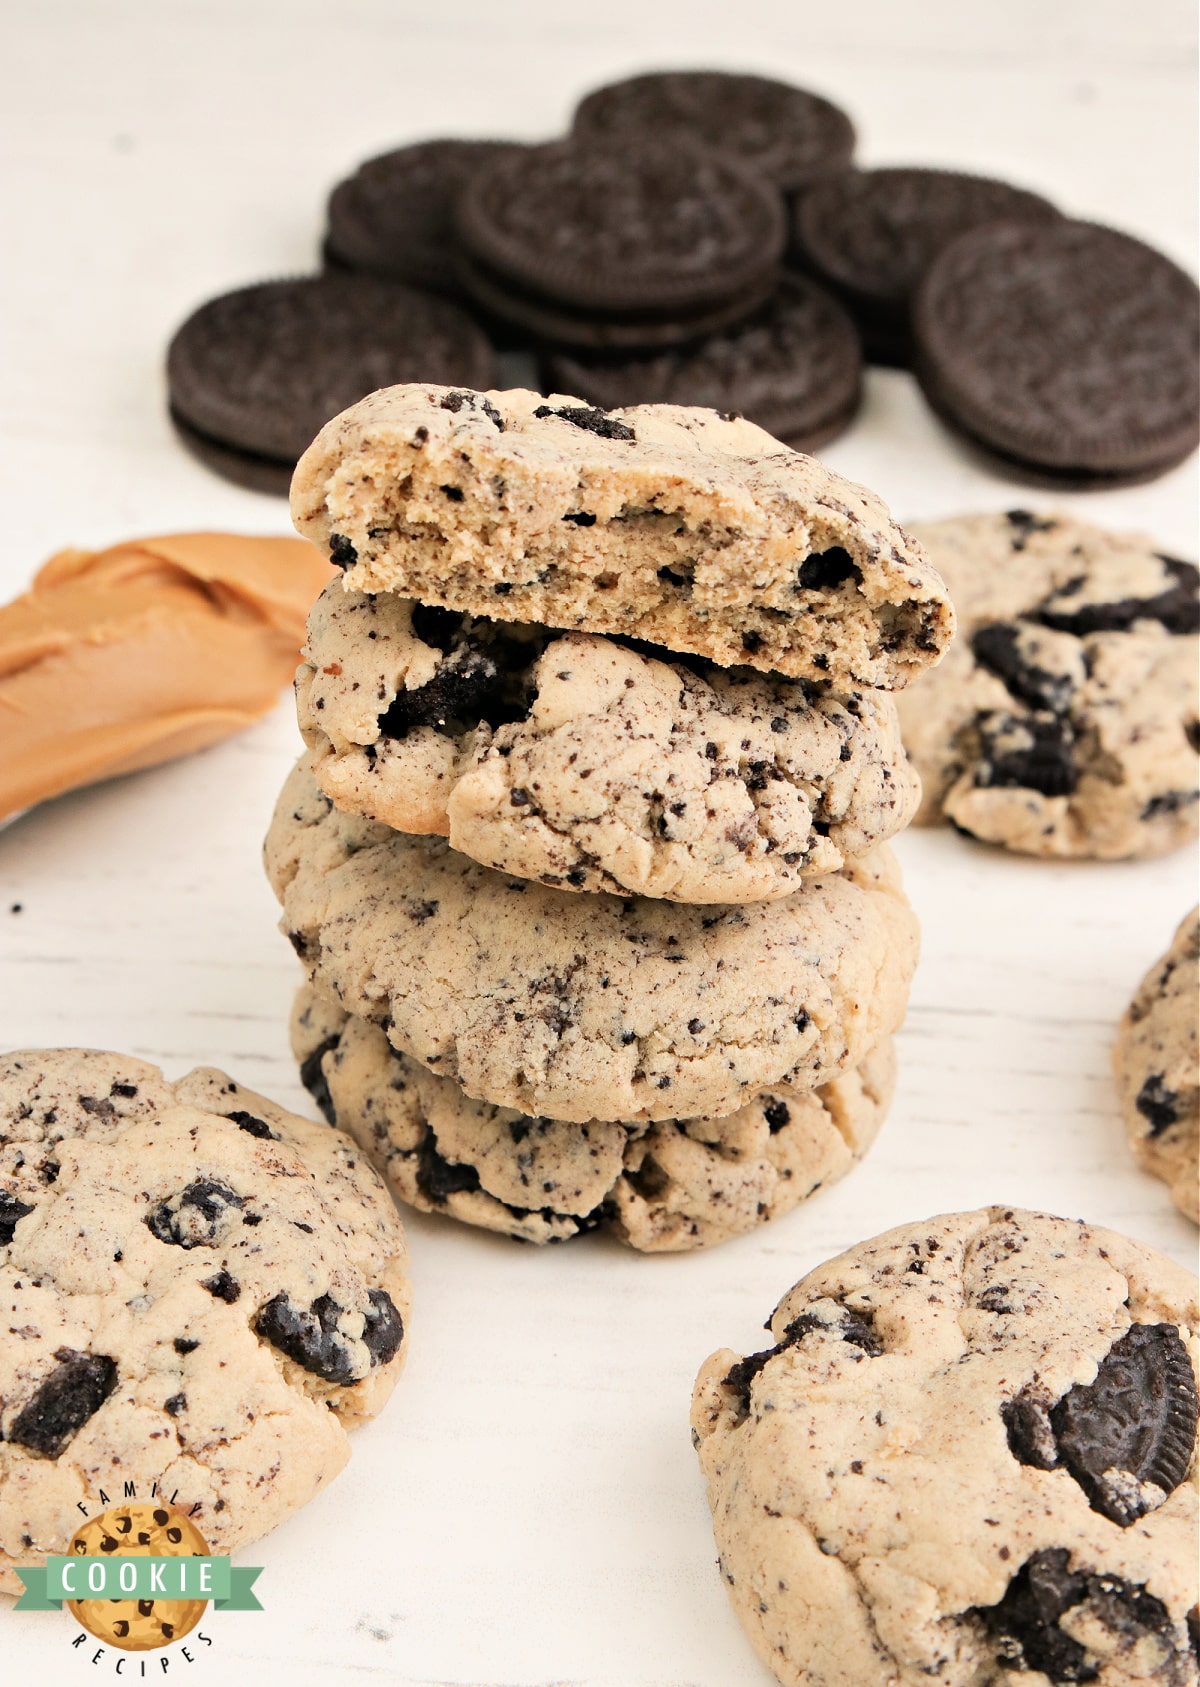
[
  {"x1": 894, "y1": 511, "x2": 1199, "y2": 859},
  {"x1": 265, "y1": 758, "x2": 918, "y2": 1125},
  {"x1": 692, "y1": 1206, "x2": 1199, "y2": 1687},
  {"x1": 297, "y1": 580, "x2": 921, "y2": 901},
  {"x1": 289, "y1": 384, "x2": 953, "y2": 689},
  {"x1": 0, "y1": 1048, "x2": 409, "y2": 1592}
]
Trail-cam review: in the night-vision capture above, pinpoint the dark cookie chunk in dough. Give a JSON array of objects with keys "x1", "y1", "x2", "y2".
[
  {"x1": 0, "y1": 1188, "x2": 34, "y2": 1246},
  {"x1": 8, "y1": 1349, "x2": 118, "y2": 1457},
  {"x1": 975, "y1": 1548, "x2": 1176, "y2": 1682},
  {"x1": 255, "y1": 1288, "x2": 403, "y2": 1383},
  {"x1": 146, "y1": 1180, "x2": 245, "y2": 1249}
]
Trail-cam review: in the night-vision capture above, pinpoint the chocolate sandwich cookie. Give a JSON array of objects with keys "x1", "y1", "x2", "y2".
[
  {"x1": 265, "y1": 759, "x2": 919, "y2": 1127},
  {"x1": 894, "y1": 511, "x2": 1199, "y2": 859},
  {"x1": 543, "y1": 274, "x2": 863, "y2": 451},
  {"x1": 324, "y1": 138, "x2": 519, "y2": 292},
  {"x1": 1114, "y1": 910, "x2": 1199, "y2": 1224},
  {"x1": 692, "y1": 1206, "x2": 1199, "y2": 1687},
  {"x1": 454, "y1": 141, "x2": 786, "y2": 349},
  {"x1": 572, "y1": 70, "x2": 855, "y2": 195},
  {"x1": 293, "y1": 986, "x2": 896, "y2": 1252},
  {"x1": 167, "y1": 275, "x2": 495, "y2": 492},
  {"x1": 791, "y1": 166, "x2": 1058, "y2": 365},
  {"x1": 291, "y1": 384, "x2": 954, "y2": 689},
  {"x1": 297, "y1": 581, "x2": 920, "y2": 901},
  {"x1": 913, "y1": 219, "x2": 1200, "y2": 484},
  {"x1": 0, "y1": 1048, "x2": 409, "y2": 1594}
]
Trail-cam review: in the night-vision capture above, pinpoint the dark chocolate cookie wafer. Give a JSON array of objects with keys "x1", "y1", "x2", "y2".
[
  {"x1": 791, "y1": 167, "x2": 1058, "y2": 365},
  {"x1": 544, "y1": 274, "x2": 862, "y2": 451},
  {"x1": 167, "y1": 275, "x2": 495, "y2": 490},
  {"x1": 324, "y1": 139, "x2": 519, "y2": 293},
  {"x1": 913, "y1": 219, "x2": 1200, "y2": 483},
  {"x1": 455, "y1": 140, "x2": 786, "y2": 349},
  {"x1": 572, "y1": 71, "x2": 855, "y2": 195}
]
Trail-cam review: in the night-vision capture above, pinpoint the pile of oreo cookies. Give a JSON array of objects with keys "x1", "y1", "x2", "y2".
[
  {"x1": 164, "y1": 68, "x2": 1200, "y2": 493},
  {"x1": 264, "y1": 380, "x2": 954, "y2": 1250}
]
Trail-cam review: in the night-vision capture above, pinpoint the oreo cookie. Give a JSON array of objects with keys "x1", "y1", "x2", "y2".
[
  {"x1": 572, "y1": 71, "x2": 855, "y2": 195},
  {"x1": 324, "y1": 139, "x2": 520, "y2": 293},
  {"x1": 913, "y1": 219, "x2": 1200, "y2": 484},
  {"x1": 167, "y1": 274, "x2": 495, "y2": 492},
  {"x1": 791, "y1": 167, "x2": 1058, "y2": 365},
  {"x1": 544, "y1": 274, "x2": 863, "y2": 451},
  {"x1": 454, "y1": 140, "x2": 786, "y2": 350}
]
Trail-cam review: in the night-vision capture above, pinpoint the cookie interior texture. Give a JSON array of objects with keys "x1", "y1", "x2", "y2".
[
  {"x1": 894, "y1": 511, "x2": 1199, "y2": 859},
  {"x1": 691, "y1": 1206, "x2": 1199, "y2": 1687},
  {"x1": 289, "y1": 384, "x2": 954, "y2": 689},
  {"x1": 0, "y1": 1049, "x2": 410, "y2": 1592},
  {"x1": 296, "y1": 581, "x2": 922, "y2": 902},
  {"x1": 1113, "y1": 909, "x2": 1200, "y2": 1223},
  {"x1": 291, "y1": 984, "x2": 895, "y2": 1251},
  {"x1": 265, "y1": 758, "x2": 919, "y2": 1126}
]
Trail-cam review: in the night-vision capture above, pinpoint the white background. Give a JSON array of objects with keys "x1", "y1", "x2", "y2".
[{"x1": 1, "y1": 2, "x2": 1196, "y2": 1683}]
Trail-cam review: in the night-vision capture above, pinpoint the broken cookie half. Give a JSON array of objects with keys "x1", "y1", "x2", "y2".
[{"x1": 290, "y1": 384, "x2": 953, "y2": 690}]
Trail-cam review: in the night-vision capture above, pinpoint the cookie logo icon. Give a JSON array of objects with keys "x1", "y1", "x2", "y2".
[{"x1": 66, "y1": 1504, "x2": 209, "y2": 1651}]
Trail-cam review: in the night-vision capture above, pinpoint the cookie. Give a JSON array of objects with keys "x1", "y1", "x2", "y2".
[
  {"x1": 297, "y1": 583, "x2": 921, "y2": 901},
  {"x1": 571, "y1": 71, "x2": 855, "y2": 195},
  {"x1": 291, "y1": 384, "x2": 954, "y2": 688},
  {"x1": 692, "y1": 1206, "x2": 1199, "y2": 1687},
  {"x1": 265, "y1": 758, "x2": 919, "y2": 1126},
  {"x1": 292, "y1": 985, "x2": 896, "y2": 1251},
  {"x1": 790, "y1": 167, "x2": 1058, "y2": 366},
  {"x1": 453, "y1": 141, "x2": 786, "y2": 349},
  {"x1": 0, "y1": 1048, "x2": 409, "y2": 1594},
  {"x1": 913, "y1": 220, "x2": 1200, "y2": 483},
  {"x1": 324, "y1": 139, "x2": 519, "y2": 292},
  {"x1": 542, "y1": 275, "x2": 863, "y2": 452},
  {"x1": 167, "y1": 275, "x2": 495, "y2": 489},
  {"x1": 1114, "y1": 911, "x2": 1199, "y2": 1224},
  {"x1": 893, "y1": 512, "x2": 1199, "y2": 858}
]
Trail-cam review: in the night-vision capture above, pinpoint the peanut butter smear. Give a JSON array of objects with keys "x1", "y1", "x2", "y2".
[{"x1": 0, "y1": 532, "x2": 333, "y2": 823}]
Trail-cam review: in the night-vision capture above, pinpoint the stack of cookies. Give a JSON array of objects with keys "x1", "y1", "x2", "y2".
[{"x1": 265, "y1": 385, "x2": 953, "y2": 1251}]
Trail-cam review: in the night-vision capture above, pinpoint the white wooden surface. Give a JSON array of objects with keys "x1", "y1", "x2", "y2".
[{"x1": 1, "y1": 3, "x2": 1197, "y2": 1683}]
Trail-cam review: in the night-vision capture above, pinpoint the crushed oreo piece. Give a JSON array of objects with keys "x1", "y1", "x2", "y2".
[
  {"x1": 298, "y1": 1038, "x2": 340, "y2": 1125},
  {"x1": 146, "y1": 1180, "x2": 245, "y2": 1249},
  {"x1": 415, "y1": 1132, "x2": 482, "y2": 1205},
  {"x1": 329, "y1": 533, "x2": 358, "y2": 569},
  {"x1": 361, "y1": 1288, "x2": 405, "y2": 1367},
  {"x1": 0, "y1": 1188, "x2": 34, "y2": 1247},
  {"x1": 1038, "y1": 557, "x2": 1199, "y2": 638},
  {"x1": 533, "y1": 403, "x2": 636, "y2": 442},
  {"x1": 974, "y1": 712, "x2": 1078, "y2": 799},
  {"x1": 974, "y1": 1548, "x2": 1177, "y2": 1682},
  {"x1": 1052, "y1": 1323, "x2": 1198, "y2": 1525},
  {"x1": 255, "y1": 1291, "x2": 359, "y2": 1385},
  {"x1": 1135, "y1": 1074, "x2": 1180, "y2": 1136},
  {"x1": 8, "y1": 1349, "x2": 119, "y2": 1457},
  {"x1": 228, "y1": 1110, "x2": 275, "y2": 1140},
  {"x1": 972, "y1": 622, "x2": 1076, "y2": 714}
]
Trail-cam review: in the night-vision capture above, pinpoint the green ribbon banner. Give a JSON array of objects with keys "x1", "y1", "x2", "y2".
[{"x1": 14, "y1": 1558, "x2": 262, "y2": 1611}]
